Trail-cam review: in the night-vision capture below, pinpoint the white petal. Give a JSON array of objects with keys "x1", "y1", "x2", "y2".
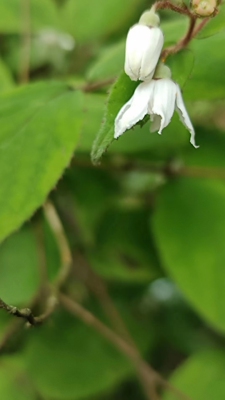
[
  {"x1": 139, "y1": 27, "x2": 164, "y2": 81},
  {"x1": 114, "y1": 81, "x2": 154, "y2": 139},
  {"x1": 150, "y1": 79, "x2": 176, "y2": 134},
  {"x1": 175, "y1": 84, "x2": 199, "y2": 148},
  {"x1": 124, "y1": 25, "x2": 164, "y2": 81},
  {"x1": 150, "y1": 114, "x2": 161, "y2": 133}
]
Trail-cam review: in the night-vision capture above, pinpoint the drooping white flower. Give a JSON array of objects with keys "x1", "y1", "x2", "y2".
[
  {"x1": 124, "y1": 9, "x2": 164, "y2": 82},
  {"x1": 114, "y1": 75, "x2": 198, "y2": 148}
]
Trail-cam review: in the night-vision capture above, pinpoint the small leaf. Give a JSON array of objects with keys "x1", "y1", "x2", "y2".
[{"x1": 91, "y1": 71, "x2": 137, "y2": 164}]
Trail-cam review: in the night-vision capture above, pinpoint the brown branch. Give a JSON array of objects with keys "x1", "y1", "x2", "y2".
[
  {"x1": 43, "y1": 201, "x2": 72, "y2": 290},
  {"x1": 73, "y1": 253, "x2": 160, "y2": 400},
  {"x1": 0, "y1": 202, "x2": 73, "y2": 333},
  {"x1": 0, "y1": 295, "x2": 58, "y2": 327},
  {"x1": 59, "y1": 293, "x2": 192, "y2": 400},
  {"x1": 162, "y1": 15, "x2": 197, "y2": 61},
  {"x1": 155, "y1": 1, "x2": 193, "y2": 17},
  {"x1": 191, "y1": 17, "x2": 211, "y2": 37}
]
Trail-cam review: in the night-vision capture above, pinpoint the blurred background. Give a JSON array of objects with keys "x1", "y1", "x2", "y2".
[{"x1": 0, "y1": 1, "x2": 225, "y2": 399}]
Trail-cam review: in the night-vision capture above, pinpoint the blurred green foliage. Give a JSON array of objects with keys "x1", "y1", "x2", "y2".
[{"x1": 0, "y1": 1, "x2": 225, "y2": 400}]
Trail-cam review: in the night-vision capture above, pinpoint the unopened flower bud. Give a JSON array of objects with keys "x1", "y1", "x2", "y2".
[
  {"x1": 192, "y1": 0, "x2": 217, "y2": 16},
  {"x1": 124, "y1": 9, "x2": 164, "y2": 82}
]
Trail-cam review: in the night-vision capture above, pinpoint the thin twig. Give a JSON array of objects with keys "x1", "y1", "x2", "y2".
[
  {"x1": 0, "y1": 202, "x2": 73, "y2": 330},
  {"x1": 0, "y1": 295, "x2": 58, "y2": 326},
  {"x1": 162, "y1": 15, "x2": 197, "y2": 61},
  {"x1": 44, "y1": 201, "x2": 72, "y2": 290},
  {"x1": 59, "y1": 293, "x2": 192, "y2": 400},
  {"x1": 74, "y1": 253, "x2": 160, "y2": 400},
  {"x1": 191, "y1": 17, "x2": 211, "y2": 38},
  {"x1": 155, "y1": 1, "x2": 193, "y2": 17}
]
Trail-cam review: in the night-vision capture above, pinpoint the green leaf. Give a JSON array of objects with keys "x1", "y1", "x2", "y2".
[
  {"x1": 162, "y1": 17, "x2": 188, "y2": 46},
  {"x1": 0, "y1": 58, "x2": 14, "y2": 94},
  {"x1": 0, "y1": 81, "x2": 83, "y2": 243},
  {"x1": 89, "y1": 208, "x2": 159, "y2": 283},
  {"x1": 152, "y1": 178, "x2": 225, "y2": 333},
  {"x1": 183, "y1": 126, "x2": 225, "y2": 169},
  {"x1": 64, "y1": 166, "x2": 119, "y2": 245},
  {"x1": 60, "y1": 0, "x2": 145, "y2": 42},
  {"x1": 91, "y1": 72, "x2": 137, "y2": 164},
  {"x1": 186, "y1": 30, "x2": 225, "y2": 100},
  {"x1": 0, "y1": 357, "x2": 36, "y2": 400},
  {"x1": 163, "y1": 350, "x2": 225, "y2": 400},
  {"x1": 0, "y1": 226, "x2": 40, "y2": 304},
  {"x1": 0, "y1": 0, "x2": 59, "y2": 33},
  {"x1": 167, "y1": 49, "x2": 195, "y2": 88},
  {"x1": 86, "y1": 40, "x2": 125, "y2": 82},
  {"x1": 25, "y1": 308, "x2": 154, "y2": 399},
  {"x1": 78, "y1": 93, "x2": 106, "y2": 153}
]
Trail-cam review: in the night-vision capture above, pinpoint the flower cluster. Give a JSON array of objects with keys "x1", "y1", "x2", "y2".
[{"x1": 114, "y1": 8, "x2": 198, "y2": 148}]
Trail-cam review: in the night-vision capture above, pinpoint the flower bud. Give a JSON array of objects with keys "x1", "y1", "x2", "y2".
[
  {"x1": 192, "y1": 0, "x2": 217, "y2": 16},
  {"x1": 124, "y1": 9, "x2": 164, "y2": 82}
]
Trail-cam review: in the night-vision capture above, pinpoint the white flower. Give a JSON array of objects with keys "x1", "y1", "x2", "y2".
[
  {"x1": 114, "y1": 78, "x2": 198, "y2": 148},
  {"x1": 125, "y1": 24, "x2": 164, "y2": 81}
]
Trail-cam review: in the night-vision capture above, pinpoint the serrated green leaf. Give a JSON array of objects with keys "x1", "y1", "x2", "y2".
[
  {"x1": 0, "y1": 81, "x2": 83, "y2": 243},
  {"x1": 91, "y1": 72, "x2": 137, "y2": 164},
  {"x1": 152, "y1": 178, "x2": 225, "y2": 333},
  {"x1": 163, "y1": 350, "x2": 225, "y2": 400}
]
